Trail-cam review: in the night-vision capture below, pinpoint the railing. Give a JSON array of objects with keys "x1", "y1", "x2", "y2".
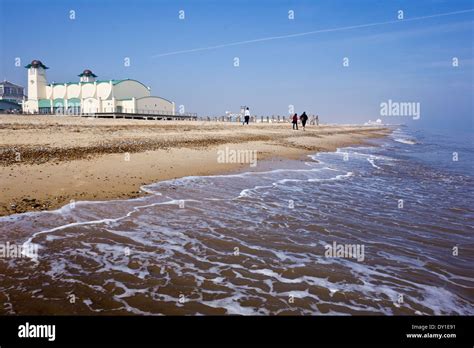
[
  {"x1": 18, "y1": 110, "x2": 320, "y2": 124},
  {"x1": 95, "y1": 108, "x2": 197, "y2": 117},
  {"x1": 197, "y1": 115, "x2": 319, "y2": 124},
  {"x1": 22, "y1": 108, "x2": 198, "y2": 119},
  {"x1": 198, "y1": 115, "x2": 293, "y2": 123},
  {"x1": 92, "y1": 112, "x2": 198, "y2": 120}
]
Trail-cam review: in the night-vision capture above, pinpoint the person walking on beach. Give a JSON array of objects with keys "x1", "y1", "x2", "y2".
[
  {"x1": 300, "y1": 112, "x2": 308, "y2": 131},
  {"x1": 292, "y1": 113, "x2": 298, "y2": 130},
  {"x1": 243, "y1": 107, "x2": 250, "y2": 125},
  {"x1": 316, "y1": 115, "x2": 319, "y2": 126}
]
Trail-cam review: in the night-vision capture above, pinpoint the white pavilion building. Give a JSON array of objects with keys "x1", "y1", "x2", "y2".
[{"x1": 22, "y1": 60, "x2": 175, "y2": 115}]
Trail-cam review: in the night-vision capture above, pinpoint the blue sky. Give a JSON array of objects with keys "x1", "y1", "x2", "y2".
[{"x1": 0, "y1": 0, "x2": 472, "y2": 131}]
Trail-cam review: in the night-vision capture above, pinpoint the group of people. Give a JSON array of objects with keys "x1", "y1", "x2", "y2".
[
  {"x1": 242, "y1": 107, "x2": 320, "y2": 130},
  {"x1": 291, "y1": 112, "x2": 319, "y2": 130}
]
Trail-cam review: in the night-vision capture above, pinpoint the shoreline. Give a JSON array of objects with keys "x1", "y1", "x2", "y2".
[{"x1": 0, "y1": 116, "x2": 391, "y2": 216}]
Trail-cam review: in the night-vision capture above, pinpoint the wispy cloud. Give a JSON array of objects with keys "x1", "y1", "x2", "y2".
[
  {"x1": 345, "y1": 19, "x2": 474, "y2": 43},
  {"x1": 152, "y1": 8, "x2": 474, "y2": 58}
]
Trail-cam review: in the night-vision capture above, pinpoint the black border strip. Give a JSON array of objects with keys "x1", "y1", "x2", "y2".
[{"x1": 0, "y1": 315, "x2": 472, "y2": 346}]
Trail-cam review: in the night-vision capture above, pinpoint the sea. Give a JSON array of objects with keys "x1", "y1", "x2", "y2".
[{"x1": 0, "y1": 126, "x2": 472, "y2": 315}]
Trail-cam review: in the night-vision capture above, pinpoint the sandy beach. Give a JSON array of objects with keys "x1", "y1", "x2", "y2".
[{"x1": 0, "y1": 115, "x2": 390, "y2": 216}]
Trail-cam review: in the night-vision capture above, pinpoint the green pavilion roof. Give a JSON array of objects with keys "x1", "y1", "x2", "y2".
[
  {"x1": 50, "y1": 80, "x2": 125, "y2": 86},
  {"x1": 78, "y1": 69, "x2": 98, "y2": 78},
  {"x1": 25, "y1": 60, "x2": 49, "y2": 69}
]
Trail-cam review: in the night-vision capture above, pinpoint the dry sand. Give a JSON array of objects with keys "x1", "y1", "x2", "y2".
[{"x1": 0, "y1": 115, "x2": 390, "y2": 216}]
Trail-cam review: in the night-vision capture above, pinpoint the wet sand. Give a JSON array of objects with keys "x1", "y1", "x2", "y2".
[{"x1": 0, "y1": 115, "x2": 390, "y2": 216}]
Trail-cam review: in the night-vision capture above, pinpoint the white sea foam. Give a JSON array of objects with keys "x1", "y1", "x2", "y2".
[
  {"x1": 394, "y1": 138, "x2": 417, "y2": 145},
  {"x1": 308, "y1": 172, "x2": 353, "y2": 182},
  {"x1": 367, "y1": 157, "x2": 382, "y2": 169},
  {"x1": 1, "y1": 132, "x2": 472, "y2": 316}
]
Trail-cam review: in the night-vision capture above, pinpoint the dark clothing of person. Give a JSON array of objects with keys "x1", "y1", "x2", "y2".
[
  {"x1": 292, "y1": 114, "x2": 298, "y2": 130},
  {"x1": 300, "y1": 113, "x2": 308, "y2": 129},
  {"x1": 244, "y1": 116, "x2": 250, "y2": 125}
]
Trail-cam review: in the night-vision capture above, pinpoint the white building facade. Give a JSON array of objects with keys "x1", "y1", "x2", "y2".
[{"x1": 23, "y1": 60, "x2": 175, "y2": 115}]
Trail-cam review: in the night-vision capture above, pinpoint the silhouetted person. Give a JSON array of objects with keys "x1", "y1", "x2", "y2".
[
  {"x1": 316, "y1": 115, "x2": 319, "y2": 126},
  {"x1": 244, "y1": 107, "x2": 250, "y2": 125},
  {"x1": 292, "y1": 113, "x2": 298, "y2": 130},
  {"x1": 300, "y1": 112, "x2": 308, "y2": 130}
]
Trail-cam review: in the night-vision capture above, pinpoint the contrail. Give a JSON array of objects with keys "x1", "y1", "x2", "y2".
[{"x1": 152, "y1": 8, "x2": 474, "y2": 58}]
